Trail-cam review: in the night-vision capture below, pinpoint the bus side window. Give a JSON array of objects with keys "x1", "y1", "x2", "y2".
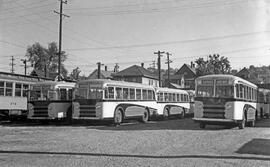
[
  {"x1": 180, "y1": 94, "x2": 184, "y2": 101},
  {"x1": 116, "y1": 87, "x2": 122, "y2": 100},
  {"x1": 136, "y1": 89, "x2": 141, "y2": 100},
  {"x1": 142, "y1": 89, "x2": 147, "y2": 100},
  {"x1": 123, "y1": 88, "x2": 129, "y2": 100},
  {"x1": 164, "y1": 93, "x2": 169, "y2": 102},
  {"x1": 0, "y1": 81, "x2": 5, "y2": 96},
  {"x1": 130, "y1": 88, "x2": 135, "y2": 100},
  {"x1": 172, "y1": 93, "x2": 176, "y2": 102},
  {"x1": 176, "y1": 94, "x2": 180, "y2": 102},
  {"x1": 236, "y1": 84, "x2": 239, "y2": 98},
  {"x1": 158, "y1": 92, "x2": 163, "y2": 101},
  {"x1": 147, "y1": 90, "x2": 153, "y2": 100},
  {"x1": 239, "y1": 84, "x2": 243, "y2": 99}
]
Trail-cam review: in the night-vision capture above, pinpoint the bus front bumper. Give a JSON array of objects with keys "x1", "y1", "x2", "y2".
[{"x1": 193, "y1": 118, "x2": 242, "y2": 124}]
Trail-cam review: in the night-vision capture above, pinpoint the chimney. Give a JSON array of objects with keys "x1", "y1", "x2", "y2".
[
  {"x1": 191, "y1": 61, "x2": 194, "y2": 68},
  {"x1": 141, "y1": 63, "x2": 144, "y2": 68},
  {"x1": 104, "y1": 66, "x2": 107, "y2": 71}
]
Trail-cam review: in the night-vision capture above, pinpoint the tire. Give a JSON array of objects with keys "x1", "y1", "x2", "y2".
[
  {"x1": 114, "y1": 107, "x2": 123, "y2": 125},
  {"x1": 141, "y1": 109, "x2": 149, "y2": 123},
  {"x1": 199, "y1": 123, "x2": 205, "y2": 129},
  {"x1": 179, "y1": 108, "x2": 185, "y2": 119},
  {"x1": 163, "y1": 107, "x2": 169, "y2": 120},
  {"x1": 239, "y1": 110, "x2": 247, "y2": 129}
]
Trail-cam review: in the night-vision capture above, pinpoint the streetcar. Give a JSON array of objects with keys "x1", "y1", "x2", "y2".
[
  {"x1": 0, "y1": 71, "x2": 50, "y2": 120},
  {"x1": 27, "y1": 81, "x2": 76, "y2": 122},
  {"x1": 72, "y1": 79, "x2": 157, "y2": 124},
  {"x1": 155, "y1": 87, "x2": 190, "y2": 119},
  {"x1": 193, "y1": 74, "x2": 258, "y2": 129}
]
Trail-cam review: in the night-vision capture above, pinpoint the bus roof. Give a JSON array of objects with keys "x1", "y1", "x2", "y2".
[
  {"x1": 155, "y1": 87, "x2": 189, "y2": 94},
  {"x1": 77, "y1": 79, "x2": 155, "y2": 89},
  {"x1": 196, "y1": 74, "x2": 257, "y2": 88},
  {"x1": 34, "y1": 81, "x2": 76, "y2": 89}
]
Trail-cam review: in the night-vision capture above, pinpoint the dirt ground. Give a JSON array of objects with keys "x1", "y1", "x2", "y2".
[{"x1": 0, "y1": 117, "x2": 270, "y2": 167}]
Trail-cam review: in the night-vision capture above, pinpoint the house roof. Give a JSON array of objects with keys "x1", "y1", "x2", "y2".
[
  {"x1": 163, "y1": 74, "x2": 184, "y2": 80},
  {"x1": 175, "y1": 64, "x2": 196, "y2": 76},
  {"x1": 88, "y1": 69, "x2": 114, "y2": 79},
  {"x1": 113, "y1": 65, "x2": 158, "y2": 80}
]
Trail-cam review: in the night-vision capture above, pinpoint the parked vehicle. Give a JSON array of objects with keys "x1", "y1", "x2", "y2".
[
  {"x1": 155, "y1": 87, "x2": 190, "y2": 119},
  {"x1": 28, "y1": 81, "x2": 76, "y2": 122},
  {"x1": 193, "y1": 74, "x2": 258, "y2": 129},
  {"x1": 0, "y1": 71, "x2": 49, "y2": 120},
  {"x1": 72, "y1": 79, "x2": 158, "y2": 124},
  {"x1": 257, "y1": 88, "x2": 270, "y2": 119}
]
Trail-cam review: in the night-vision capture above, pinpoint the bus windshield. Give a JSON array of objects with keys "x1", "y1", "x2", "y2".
[
  {"x1": 88, "y1": 88, "x2": 103, "y2": 99},
  {"x1": 197, "y1": 85, "x2": 214, "y2": 97},
  {"x1": 215, "y1": 85, "x2": 234, "y2": 98},
  {"x1": 75, "y1": 88, "x2": 87, "y2": 99},
  {"x1": 30, "y1": 85, "x2": 51, "y2": 101}
]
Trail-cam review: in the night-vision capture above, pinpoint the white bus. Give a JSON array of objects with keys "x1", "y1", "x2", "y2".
[
  {"x1": 257, "y1": 88, "x2": 270, "y2": 119},
  {"x1": 155, "y1": 87, "x2": 190, "y2": 119},
  {"x1": 72, "y1": 79, "x2": 157, "y2": 124},
  {"x1": 193, "y1": 74, "x2": 258, "y2": 129},
  {"x1": 0, "y1": 72, "x2": 50, "y2": 120},
  {"x1": 28, "y1": 81, "x2": 76, "y2": 122}
]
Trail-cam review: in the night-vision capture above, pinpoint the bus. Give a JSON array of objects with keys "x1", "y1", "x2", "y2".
[
  {"x1": 28, "y1": 81, "x2": 76, "y2": 122},
  {"x1": 257, "y1": 88, "x2": 270, "y2": 119},
  {"x1": 72, "y1": 79, "x2": 157, "y2": 124},
  {"x1": 193, "y1": 74, "x2": 258, "y2": 129},
  {"x1": 0, "y1": 71, "x2": 50, "y2": 120},
  {"x1": 155, "y1": 87, "x2": 190, "y2": 119}
]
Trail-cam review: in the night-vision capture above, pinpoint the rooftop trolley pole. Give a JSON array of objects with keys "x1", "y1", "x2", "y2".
[{"x1": 54, "y1": 0, "x2": 69, "y2": 81}]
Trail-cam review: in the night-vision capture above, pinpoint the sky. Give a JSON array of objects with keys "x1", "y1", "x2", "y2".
[{"x1": 0, "y1": 0, "x2": 270, "y2": 76}]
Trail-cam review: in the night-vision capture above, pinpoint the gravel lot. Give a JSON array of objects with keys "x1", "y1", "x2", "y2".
[{"x1": 0, "y1": 118, "x2": 270, "y2": 167}]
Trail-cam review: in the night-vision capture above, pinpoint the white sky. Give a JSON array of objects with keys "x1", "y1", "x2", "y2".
[{"x1": 0, "y1": 0, "x2": 270, "y2": 76}]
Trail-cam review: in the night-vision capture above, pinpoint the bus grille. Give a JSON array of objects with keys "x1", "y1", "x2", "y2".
[
  {"x1": 79, "y1": 105, "x2": 96, "y2": 117},
  {"x1": 33, "y1": 106, "x2": 49, "y2": 117},
  {"x1": 203, "y1": 105, "x2": 225, "y2": 119}
]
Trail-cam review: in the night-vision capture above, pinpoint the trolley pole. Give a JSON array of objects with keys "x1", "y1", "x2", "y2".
[
  {"x1": 54, "y1": 0, "x2": 69, "y2": 81},
  {"x1": 154, "y1": 51, "x2": 165, "y2": 87}
]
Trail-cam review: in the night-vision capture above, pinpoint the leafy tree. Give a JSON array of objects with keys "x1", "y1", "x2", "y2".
[
  {"x1": 195, "y1": 54, "x2": 231, "y2": 76},
  {"x1": 69, "y1": 67, "x2": 81, "y2": 80},
  {"x1": 25, "y1": 42, "x2": 68, "y2": 77}
]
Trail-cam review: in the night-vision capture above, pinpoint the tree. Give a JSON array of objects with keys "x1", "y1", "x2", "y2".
[
  {"x1": 25, "y1": 42, "x2": 68, "y2": 78},
  {"x1": 195, "y1": 54, "x2": 231, "y2": 76},
  {"x1": 69, "y1": 67, "x2": 81, "y2": 80}
]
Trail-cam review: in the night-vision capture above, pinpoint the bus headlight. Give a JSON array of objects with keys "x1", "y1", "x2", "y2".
[
  {"x1": 95, "y1": 103, "x2": 102, "y2": 118},
  {"x1": 72, "y1": 102, "x2": 80, "y2": 117},
  {"x1": 224, "y1": 103, "x2": 233, "y2": 118},
  {"x1": 48, "y1": 104, "x2": 54, "y2": 118}
]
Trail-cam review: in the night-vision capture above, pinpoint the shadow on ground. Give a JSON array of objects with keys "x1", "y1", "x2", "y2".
[
  {"x1": 0, "y1": 150, "x2": 269, "y2": 161},
  {"x1": 236, "y1": 138, "x2": 270, "y2": 156}
]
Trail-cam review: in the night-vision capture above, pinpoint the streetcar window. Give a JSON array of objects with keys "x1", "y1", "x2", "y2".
[
  {"x1": 136, "y1": 89, "x2": 141, "y2": 100},
  {"x1": 15, "y1": 83, "x2": 22, "y2": 97},
  {"x1": 22, "y1": 84, "x2": 29, "y2": 97},
  {"x1": 75, "y1": 88, "x2": 87, "y2": 99},
  {"x1": 130, "y1": 88, "x2": 135, "y2": 100},
  {"x1": 6, "y1": 82, "x2": 13, "y2": 96},
  {"x1": 105, "y1": 87, "x2": 114, "y2": 99},
  {"x1": 0, "y1": 81, "x2": 4, "y2": 96},
  {"x1": 68, "y1": 89, "x2": 73, "y2": 100}
]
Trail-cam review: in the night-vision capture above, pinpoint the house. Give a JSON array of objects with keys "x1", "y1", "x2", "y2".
[
  {"x1": 88, "y1": 66, "x2": 114, "y2": 79},
  {"x1": 112, "y1": 64, "x2": 159, "y2": 87},
  {"x1": 165, "y1": 63, "x2": 197, "y2": 89}
]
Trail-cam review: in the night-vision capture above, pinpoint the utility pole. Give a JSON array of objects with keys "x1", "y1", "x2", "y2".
[
  {"x1": 97, "y1": 62, "x2": 104, "y2": 79},
  {"x1": 165, "y1": 52, "x2": 173, "y2": 88},
  {"x1": 9, "y1": 56, "x2": 15, "y2": 73},
  {"x1": 20, "y1": 59, "x2": 30, "y2": 75},
  {"x1": 154, "y1": 51, "x2": 164, "y2": 87},
  {"x1": 54, "y1": 0, "x2": 69, "y2": 81}
]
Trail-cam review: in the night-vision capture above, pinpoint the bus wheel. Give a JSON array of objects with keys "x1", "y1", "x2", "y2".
[
  {"x1": 141, "y1": 109, "x2": 149, "y2": 123},
  {"x1": 266, "y1": 113, "x2": 270, "y2": 119},
  {"x1": 199, "y1": 123, "x2": 205, "y2": 129},
  {"x1": 239, "y1": 117, "x2": 246, "y2": 129},
  {"x1": 114, "y1": 108, "x2": 123, "y2": 125},
  {"x1": 179, "y1": 108, "x2": 185, "y2": 119},
  {"x1": 163, "y1": 107, "x2": 169, "y2": 120}
]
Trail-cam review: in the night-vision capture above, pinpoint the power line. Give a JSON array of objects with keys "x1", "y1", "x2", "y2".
[
  {"x1": 0, "y1": 40, "x2": 27, "y2": 49},
  {"x1": 66, "y1": 30, "x2": 270, "y2": 51}
]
